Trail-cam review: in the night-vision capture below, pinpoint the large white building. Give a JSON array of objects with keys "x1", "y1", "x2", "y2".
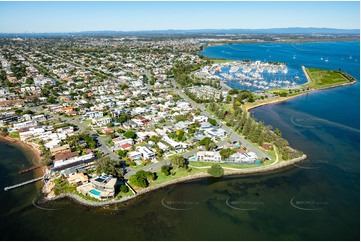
[
  {"x1": 83, "y1": 111, "x2": 103, "y2": 120},
  {"x1": 13, "y1": 120, "x2": 37, "y2": 130},
  {"x1": 53, "y1": 153, "x2": 95, "y2": 168},
  {"x1": 162, "y1": 135, "x2": 182, "y2": 150},
  {"x1": 92, "y1": 117, "x2": 112, "y2": 126},
  {"x1": 77, "y1": 174, "x2": 117, "y2": 200},
  {"x1": 196, "y1": 151, "x2": 222, "y2": 162},
  {"x1": 136, "y1": 146, "x2": 155, "y2": 160},
  {"x1": 225, "y1": 152, "x2": 258, "y2": 163}
]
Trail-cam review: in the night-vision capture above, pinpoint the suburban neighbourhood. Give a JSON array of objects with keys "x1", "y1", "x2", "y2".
[{"x1": 0, "y1": 36, "x2": 304, "y2": 201}]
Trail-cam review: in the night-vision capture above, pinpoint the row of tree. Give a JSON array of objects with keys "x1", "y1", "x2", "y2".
[{"x1": 209, "y1": 101, "x2": 303, "y2": 160}]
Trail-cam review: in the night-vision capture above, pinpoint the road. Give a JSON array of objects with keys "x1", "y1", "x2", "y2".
[
  {"x1": 36, "y1": 50, "x2": 114, "y2": 79},
  {"x1": 124, "y1": 159, "x2": 171, "y2": 179},
  {"x1": 30, "y1": 106, "x2": 120, "y2": 162},
  {"x1": 28, "y1": 76, "x2": 267, "y2": 179},
  {"x1": 170, "y1": 78, "x2": 268, "y2": 159}
]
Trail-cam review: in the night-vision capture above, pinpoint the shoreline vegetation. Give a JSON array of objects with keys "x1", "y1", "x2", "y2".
[{"x1": 43, "y1": 154, "x2": 306, "y2": 207}]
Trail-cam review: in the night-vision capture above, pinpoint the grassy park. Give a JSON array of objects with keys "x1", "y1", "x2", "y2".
[{"x1": 304, "y1": 68, "x2": 355, "y2": 89}]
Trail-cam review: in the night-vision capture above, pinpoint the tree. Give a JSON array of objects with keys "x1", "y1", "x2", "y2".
[
  {"x1": 0, "y1": 127, "x2": 9, "y2": 136},
  {"x1": 208, "y1": 118, "x2": 217, "y2": 126},
  {"x1": 170, "y1": 155, "x2": 188, "y2": 168},
  {"x1": 25, "y1": 77, "x2": 34, "y2": 85},
  {"x1": 206, "y1": 142, "x2": 217, "y2": 151},
  {"x1": 120, "y1": 184, "x2": 129, "y2": 193},
  {"x1": 220, "y1": 148, "x2": 237, "y2": 160},
  {"x1": 199, "y1": 137, "x2": 212, "y2": 146},
  {"x1": 161, "y1": 165, "x2": 172, "y2": 176},
  {"x1": 124, "y1": 130, "x2": 137, "y2": 139},
  {"x1": 47, "y1": 96, "x2": 56, "y2": 104},
  {"x1": 117, "y1": 149, "x2": 128, "y2": 158},
  {"x1": 129, "y1": 174, "x2": 148, "y2": 188},
  {"x1": 207, "y1": 164, "x2": 224, "y2": 177},
  {"x1": 129, "y1": 170, "x2": 156, "y2": 188},
  {"x1": 274, "y1": 128, "x2": 282, "y2": 137},
  {"x1": 175, "y1": 129, "x2": 186, "y2": 141},
  {"x1": 115, "y1": 113, "x2": 130, "y2": 124},
  {"x1": 247, "y1": 96, "x2": 255, "y2": 103},
  {"x1": 94, "y1": 156, "x2": 123, "y2": 177},
  {"x1": 228, "y1": 88, "x2": 239, "y2": 95},
  {"x1": 15, "y1": 109, "x2": 23, "y2": 115}
]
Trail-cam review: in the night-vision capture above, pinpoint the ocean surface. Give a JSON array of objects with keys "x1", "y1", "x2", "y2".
[{"x1": 0, "y1": 41, "x2": 359, "y2": 240}]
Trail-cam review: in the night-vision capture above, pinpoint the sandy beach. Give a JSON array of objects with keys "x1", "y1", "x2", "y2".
[{"x1": 0, "y1": 135, "x2": 44, "y2": 174}]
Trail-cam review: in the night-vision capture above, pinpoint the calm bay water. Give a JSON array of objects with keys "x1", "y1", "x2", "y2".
[{"x1": 0, "y1": 42, "x2": 359, "y2": 240}]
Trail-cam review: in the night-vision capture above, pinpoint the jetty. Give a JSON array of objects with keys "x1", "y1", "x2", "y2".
[
  {"x1": 4, "y1": 176, "x2": 43, "y2": 191},
  {"x1": 19, "y1": 165, "x2": 43, "y2": 174}
]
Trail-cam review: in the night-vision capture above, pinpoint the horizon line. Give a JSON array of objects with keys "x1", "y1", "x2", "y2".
[{"x1": 0, "y1": 27, "x2": 360, "y2": 35}]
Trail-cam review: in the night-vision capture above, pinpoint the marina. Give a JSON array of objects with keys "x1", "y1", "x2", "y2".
[{"x1": 195, "y1": 60, "x2": 304, "y2": 92}]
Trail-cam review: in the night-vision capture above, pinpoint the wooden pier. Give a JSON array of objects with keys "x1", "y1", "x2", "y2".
[
  {"x1": 19, "y1": 165, "x2": 43, "y2": 174},
  {"x1": 4, "y1": 176, "x2": 43, "y2": 191}
]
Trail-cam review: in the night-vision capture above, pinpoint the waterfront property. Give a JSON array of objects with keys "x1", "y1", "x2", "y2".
[
  {"x1": 225, "y1": 152, "x2": 258, "y2": 163},
  {"x1": 195, "y1": 150, "x2": 258, "y2": 163},
  {"x1": 196, "y1": 151, "x2": 222, "y2": 162},
  {"x1": 77, "y1": 174, "x2": 117, "y2": 200}
]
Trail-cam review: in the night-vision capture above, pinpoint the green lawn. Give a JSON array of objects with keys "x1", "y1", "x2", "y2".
[
  {"x1": 9, "y1": 132, "x2": 20, "y2": 139},
  {"x1": 149, "y1": 167, "x2": 204, "y2": 187},
  {"x1": 115, "y1": 189, "x2": 134, "y2": 199},
  {"x1": 304, "y1": 68, "x2": 355, "y2": 89}
]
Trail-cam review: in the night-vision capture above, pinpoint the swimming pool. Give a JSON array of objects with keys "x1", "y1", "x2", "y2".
[{"x1": 89, "y1": 189, "x2": 101, "y2": 196}]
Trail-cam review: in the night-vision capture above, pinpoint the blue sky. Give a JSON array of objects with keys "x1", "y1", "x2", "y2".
[{"x1": 0, "y1": 1, "x2": 359, "y2": 33}]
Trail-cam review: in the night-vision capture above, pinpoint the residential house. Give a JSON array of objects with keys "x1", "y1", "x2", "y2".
[
  {"x1": 13, "y1": 120, "x2": 37, "y2": 130},
  {"x1": 162, "y1": 135, "x2": 183, "y2": 150},
  {"x1": 196, "y1": 151, "x2": 222, "y2": 162},
  {"x1": 83, "y1": 111, "x2": 103, "y2": 120},
  {"x1": 205, "y1": 127, "x2": 227, "y2": 138},
  {"x1": 0, "y1": 115, "x2": 19, "y2": 126},
  {"x1": 53, "y1": 153, "x2": 95, "y2": 169},
  {"x1": 112, "y1": 137, "x2": 134, "y2": 150},
  {"x1": 77, "y1": 174, "x2": 117, "y2": 200},
  {"x1": 92, "y1": 117, "x2": 112, "y2": 126},
  {"x1": 67, "y1": 172, "x2": 89, "y2": 186},
  {"x1": 128, "y1": 151, "x2": 143, "y2": 160},
  {"x1": 32, "y1": 114, "x2": 46, "y2": 122},
  {"x1": 136, "y1": 146, "x2": 155, "y2": 160},
  {"x1": 225, "y1": 152, "x2": 258, "y2": 163}
]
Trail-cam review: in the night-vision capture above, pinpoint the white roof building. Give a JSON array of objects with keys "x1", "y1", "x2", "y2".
[{"x1": 196, "y1": 151, "x2": 222, "y2": 162}]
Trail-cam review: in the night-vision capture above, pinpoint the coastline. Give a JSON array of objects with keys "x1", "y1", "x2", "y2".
[
  {"x1": 43, "y1": 154, "x2": 307, "y2": 207},
  {"x1": 0, "y1": 135, "x2": 44, "y2": 174},
  {"x1": 245, "y1": 67, "x2": 357, "y2": 112}
]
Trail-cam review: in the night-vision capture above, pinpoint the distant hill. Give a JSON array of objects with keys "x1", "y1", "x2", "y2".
[{"x1": 0, "y1": 28, "x2": 359, "y2": 37}]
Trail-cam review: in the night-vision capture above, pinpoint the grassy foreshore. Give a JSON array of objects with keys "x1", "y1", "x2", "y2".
[
  {"x1": 43, "y1": 154, "x2": 307, "y2": 207},
  {"x1": 244, "y1": 66, "x2": 357, "y2": 112}
]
